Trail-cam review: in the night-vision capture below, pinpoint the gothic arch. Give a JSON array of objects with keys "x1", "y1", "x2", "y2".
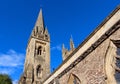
[
  {"x1": 37, "y1": 46, "x2": 42, "y2": 55},
  {"x1": 67, "y1": 73, "x2": 81, "y2": 84},
  {"x1": 105, "y1": 40, "x2": 120, "y2": 84},
  {"x1": 36, "y1": 65, "x2": 42, "y2": 78}
]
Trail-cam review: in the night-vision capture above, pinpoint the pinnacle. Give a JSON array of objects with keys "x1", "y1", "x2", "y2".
[
  {"x1": 70, "y1": 37, "x2": 75, "y2": 50},
  {"x1": 62, "y1": 44, "x2": 65, "y2": 49}
]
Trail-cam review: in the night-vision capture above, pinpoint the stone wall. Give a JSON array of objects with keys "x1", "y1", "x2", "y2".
[
  {"x1": 59, "y1": 39, "x2": 108, "y2": 84},
  {"x1": 59, "y1": 28, "x2": 120, "y2": 84}
]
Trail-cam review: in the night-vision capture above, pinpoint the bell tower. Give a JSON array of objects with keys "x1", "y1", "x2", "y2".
[{"x1": 19, "y1": 9, "x2": 50, "y2": 84}]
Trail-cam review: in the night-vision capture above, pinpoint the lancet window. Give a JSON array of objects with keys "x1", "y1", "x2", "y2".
[
  {"x1": 37, "y1": 46, "x2": 42, "y2": 55},
  {"x1": 36, "y1": 65, "x2": 42, "y2": 78},
  {"x1": 105, "y1": 40, "x2": 120, "y2": 84}
]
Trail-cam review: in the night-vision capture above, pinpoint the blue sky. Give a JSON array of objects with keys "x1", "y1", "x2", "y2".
[{"x1": 0, "y1": 0, "x2": 119, "y2": 84}]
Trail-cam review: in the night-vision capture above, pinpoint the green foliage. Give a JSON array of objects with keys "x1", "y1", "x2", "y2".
[{"x1": 0, "y1": 74, "x2": 12, "y2": 84}]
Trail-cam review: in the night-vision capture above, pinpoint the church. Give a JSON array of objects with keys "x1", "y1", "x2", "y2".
[{"x1": 19, "y1": 5, "x2": 120, "y2": 84}]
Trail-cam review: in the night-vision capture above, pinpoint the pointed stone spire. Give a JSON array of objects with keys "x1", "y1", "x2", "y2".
[
  {"x1": 35, "y1": 9, "x2": 44, "y2": 30},
  {"x1": 70, "y1": 36, "x2": 75, "y2": 51},
  {"x1": 30, "y1": 9, "x2": 50, "y2": 42},
  {"x1": 33, "y1": 8, "x2": 45, "y2": 36}
]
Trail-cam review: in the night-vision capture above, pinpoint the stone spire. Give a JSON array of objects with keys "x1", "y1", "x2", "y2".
[
  {"x1": 35, "y1": 9, "x2": 45, "y2": 32},
  {"x1": 31, "y1": 9, "x2": 50, "y2": 41},
  {"x1": 70, "y1": 37, "x2": 75, "y2": 51},
  {"x1": 19, "y1": 8, "x2": 50, "y2": 84}
]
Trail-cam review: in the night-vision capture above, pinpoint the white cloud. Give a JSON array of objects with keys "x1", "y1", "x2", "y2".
[
  {"x1": 0, "y1": 49, "x2": 25, "y2": 76},
  {"x1": 0, "y1": 49, "x2": 25, "y2": 67},
  {"x1": 51, "y1": 45, "x2": 62, "y2": 51}
]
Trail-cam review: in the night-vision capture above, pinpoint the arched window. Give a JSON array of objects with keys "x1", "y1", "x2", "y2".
[
  {"x1": 36, "y1": 65, "x2": 42, "y2": 78},
  {"x1": 67, "y1": 73, "x2": 81, "y2": 84},
  {"x1": 105, "y1": 40, "x2": 120, "y2": 84},
  {"x1": 37, "y1": 46, "x2": 42, "y2": 55},
  {"x1": 22, "y1": 77, "x2": 26, "y2": 84}
]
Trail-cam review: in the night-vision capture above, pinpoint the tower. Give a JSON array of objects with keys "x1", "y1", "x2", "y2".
[
  {"x1": 19, "y1": 9, "x2": 50, "y2": 84},
  {"x1": 62, "y1": 37, "x2": 75, "y2": 60}
]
